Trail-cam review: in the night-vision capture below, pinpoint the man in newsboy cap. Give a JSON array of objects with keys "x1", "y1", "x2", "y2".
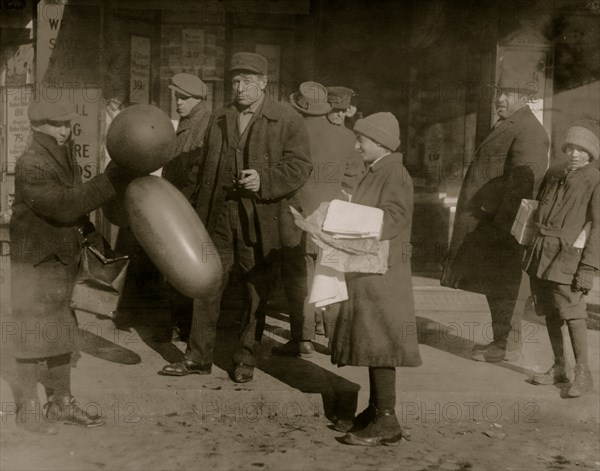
[
  {"x1": 327, "y1": 86, "x2": 358, "y2": 128},
  {"x1": 159, "y1": 52, "x2": 311, "y2": 383},
  {"x1": 161, "y1": 73, "x2": 211, "y2": 343}
]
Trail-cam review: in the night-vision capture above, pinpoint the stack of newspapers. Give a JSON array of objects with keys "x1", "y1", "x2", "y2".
[
  {"x1": 322, "y1": 200, "x2": 384, "y2": 240},
  {"x1": 292, "y1": 200, "x2": 388, "y2": 308}
]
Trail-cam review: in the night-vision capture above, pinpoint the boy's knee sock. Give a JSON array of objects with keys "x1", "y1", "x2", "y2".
[
  {"x1": 45, "y1": 354, "x2": 71, "y2": 400},
  {"x1": 368, "y1": 367, "x2": 377, "y2": 406},
  {"x1": 546, "y1": 315, "x2": 564, "y2": 361},
  {"x1": 15, "y1": 359, "x2": 40, "y2": 401},
  {"x1": 369, "y1": 367, "x2": 396, "y2": 411},
  {"x1": 567, "y1": 319, "x2": 588, "y2": 365}
]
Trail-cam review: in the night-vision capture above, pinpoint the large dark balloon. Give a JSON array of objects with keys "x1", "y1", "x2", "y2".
[
  {"x1": 124, "y1": 176, "x2": 222, "y2": 298},
  {"x1": 107, "y1": 105, "x2": 176, "y2": 175}
]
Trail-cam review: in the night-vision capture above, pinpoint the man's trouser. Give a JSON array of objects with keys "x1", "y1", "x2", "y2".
[
  {"x1": 486, "y1": 272, "x2": 530, "y2": 351},
  {"x1": 184, "y1": 200, "x2": 274, "y2": 367},
  {"x1": 280, "y1": 245, "x2": 314, "y2": 342}
]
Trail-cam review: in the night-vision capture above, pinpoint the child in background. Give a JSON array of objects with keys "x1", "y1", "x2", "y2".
[
  {"x1": 524, "y1": 119, "x2": 599, "y2": 397},
  {"x1": 330, "y1": 112, "x2": 422, "y2": 445}
]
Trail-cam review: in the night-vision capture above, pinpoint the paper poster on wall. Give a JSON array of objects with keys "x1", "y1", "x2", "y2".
[
  {"x1": 182, "y1": 29, "x2": 204, "y2": 67},
  {"x1": 3, "y1": 86, "x2": 32, "y2": 175},
  {"x1": 202, "y1": 56, "x2": 217, "y2": 81},
  {"x1": 130, "y1": 36, "x2": 151, "y2": 104},
  {"x1": 2, "y1": 44, "x2": 34, "y2": 86}
]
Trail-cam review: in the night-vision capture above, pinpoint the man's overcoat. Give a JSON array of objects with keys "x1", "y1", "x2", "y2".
[
  {"x1": 194, "y1": 100, "x2": 311, "y2": 256},
  {"x1": 441, "y1": 106, "x2": 549, "y2": 296}
]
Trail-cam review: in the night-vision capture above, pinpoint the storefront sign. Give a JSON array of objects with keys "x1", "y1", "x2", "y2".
[{"x1": 130, "y1": 35, "x2": 151, "y2": 104}]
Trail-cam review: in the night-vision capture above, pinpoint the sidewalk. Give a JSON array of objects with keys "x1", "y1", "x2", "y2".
[{"x1": 1, "y1": 275, "x2": 599, "y2": 430}]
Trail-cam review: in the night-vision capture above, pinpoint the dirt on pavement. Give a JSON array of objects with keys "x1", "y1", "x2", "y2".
[{"x1": 1, "y1": 408, "x2": 599, "y2": 471}]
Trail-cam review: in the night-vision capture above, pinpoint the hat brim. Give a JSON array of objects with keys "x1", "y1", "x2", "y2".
[
  {"x1": 230, "y1": 65, "x2": 266, "y2": 76},
  {"x1": 289, "y1": 94, "x2": 332, "y2": 116},
  {"x1": 169, "y1": 84, "x2": 204, "y2": 99},
  {"x1": 37, "y1": 112, "x2": 78, "y2": 122}
]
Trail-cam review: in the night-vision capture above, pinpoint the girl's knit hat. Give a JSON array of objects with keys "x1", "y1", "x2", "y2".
[{"x1": 562, "y1": 119, "x2": 600, "y2": 160}]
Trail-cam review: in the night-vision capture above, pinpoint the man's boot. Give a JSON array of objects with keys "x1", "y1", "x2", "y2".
[
  {"x1": 343, "y1": 408, "x2": 404, "y2": 446},
  {"x1": 16, "y1": 400, "x2": 59, "y2": 435},
  {"x1": 472, "y1": 341, "x2": 522, "y2": 362},
  {"x1": 45, "y1": 396, "x2": 105, "y2": 427},
  {"x1": 567, "y1": 364, "x2": 593, "y2": 398},
  {"x1": 531, "y1": 359, "x2": 569, "y2": 385},
  {"x1": 271, "y1": 340, "x2": 314, "y2": 358}
]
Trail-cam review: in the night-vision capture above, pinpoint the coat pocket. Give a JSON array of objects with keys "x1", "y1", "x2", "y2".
[{"x1": 558, "y1": 245, "x2": 582, "y2": 276}]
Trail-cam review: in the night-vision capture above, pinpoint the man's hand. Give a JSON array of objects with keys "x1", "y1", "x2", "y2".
[
  {"x1": 571, "y1": 264, "x2": 596, "y2": 296},
  {"x1": 238, "y1": 169, "x2": 260, "y2": 193}
]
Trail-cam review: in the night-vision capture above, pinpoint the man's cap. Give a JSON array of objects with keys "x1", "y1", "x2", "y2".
[
  {"x1": 169, "y1": 73, "x2": 207, "y2": 99},
  {"x1": 290, "y1": 81, "x2": 331, "y2": 116},
  {"x1": 28, "y1": 101, "x2": 78, "y2": 122},
  {"x1": 353, "y1": 112, "x2": 400, "y2": 151},
  {"x1": 230, "y1": 52, "x2": 268, "y2": 76},
  {"x1": 327, "y1": 86, "x2": 355, "y2": 110},
  {"x1": 562, "y1": 119, "x2": 600, "y2": 161}
]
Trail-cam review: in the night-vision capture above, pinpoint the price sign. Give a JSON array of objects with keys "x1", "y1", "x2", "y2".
[
  {"x1": 130, "y1": 35, "x2": 151, "y2": 104},
  {"x1": 3, "y1": 86, "x2": 32, "y2": 175},
  {"x1": 181, "y1": 29, "x2": 204, "y2": 67}
]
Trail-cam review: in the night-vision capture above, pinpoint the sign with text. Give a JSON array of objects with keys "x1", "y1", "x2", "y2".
[
  {"x1": 69, "y1": 89, "x2": 101, "y2": 181},
  {"x1": 3, "y1": 86, "x2": 32, "y2": 175},
  {"x1": 2, "y1": 86, "x2": 100, "y2": 181},
  {"x1": 130, "y1": 35, "x2": 151, "y2": 104},
  {"x1": 36, "y1": 0, "x2": 100, "y2": 84},
  {"x1": 181, "y1": 29, "x2": 204, "y2": 67}
]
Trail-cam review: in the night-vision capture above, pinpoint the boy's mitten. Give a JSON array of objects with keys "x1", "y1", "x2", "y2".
[{"x1": 571, "y1": 264, "x2": 597, "y2": 295}]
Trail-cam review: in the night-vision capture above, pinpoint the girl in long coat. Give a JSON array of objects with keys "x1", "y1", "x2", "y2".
[
  {"x1": 330, "y1": 112, "x2": 422, "y2": 446},
  {"x1": 9, "y1": 100, "x2": 129, "y2": 434}
]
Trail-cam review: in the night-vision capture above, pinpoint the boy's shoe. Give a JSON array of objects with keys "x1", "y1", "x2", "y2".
[
  {"x1": 567, "y1": 364, "x2": 593, "y2": 398},
  {"x1": 44, "y1": 396, "x2": 105, "y2": 428},
  {"x1": 350, "y1": 404, "x2": 377, "y2": 432},
  {"x1": 531, "y1": 362, "x2": 569, "y2": 385},
  {"x1": 332, "y1": 418, "x2": 353, "y2": 432},
  {"x1": 333, "y1": 404, "x2": 377, "y2": 433},
  {"x1": 343, "y1": 408, "x2": 404, "y2": 446}
]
